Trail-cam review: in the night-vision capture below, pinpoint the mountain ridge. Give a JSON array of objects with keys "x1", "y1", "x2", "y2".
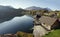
[
  {"x1": 25, "y1": 6, "x2": 51, "y2": 11},
  {"x1": 0, "y1": 5, "x2": 25, "y2": 23}
]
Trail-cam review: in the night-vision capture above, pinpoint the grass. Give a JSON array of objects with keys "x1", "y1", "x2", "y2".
[
  {"x1": 16, "y1": 29, "x2": 60, "y2": 37},
  {"x1": 16, "y1": 31, "x2": 33, "y2": 37},
  {"x1": 43, "y1": 29, "x2": 60, "y2": 37},
  {"x1": 57, "y1": 12, "x2": 60, "y2": 18}
]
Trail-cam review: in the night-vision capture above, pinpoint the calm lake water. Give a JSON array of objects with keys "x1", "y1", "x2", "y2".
[{"x1": 0, "y1": 15, "x2": 34, "y2": 34}]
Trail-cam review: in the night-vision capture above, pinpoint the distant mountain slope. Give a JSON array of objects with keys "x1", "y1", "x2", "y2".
[
  {"x1": 0, "y1": 5, "x2": 25, "y2": 23},
  {"x1": 25, "y1": 6, "x2": 42, "y2": 10},
  {"x1": 43, "y1": 8, "x2": 51, "y2": 11},
  {"x1": 25, "y1": 6, "x2": 51, "y2": 11}
]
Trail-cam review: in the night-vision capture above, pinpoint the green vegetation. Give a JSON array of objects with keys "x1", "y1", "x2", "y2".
[
  {"x1": 16, "y1": 31, "x2": 33, "y2": 37},
  {"x1": 16, "y1": 29, "x2": 60, "y2": 37},
  {"x1": 57, "y1": 12, "x2": 60, "y2": 18},
  {"x1": 43, "y1": 29, "x2": 60, "y2": 37}
]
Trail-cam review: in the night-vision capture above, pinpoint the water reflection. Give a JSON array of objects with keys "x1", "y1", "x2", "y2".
[{"x1": 0, "y1": 15, "x2": 33, "y2": 34}]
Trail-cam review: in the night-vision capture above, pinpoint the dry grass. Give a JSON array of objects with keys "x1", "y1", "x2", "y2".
[{"x1": 16, "y1": 31, "x2": 33, "y2": 37}]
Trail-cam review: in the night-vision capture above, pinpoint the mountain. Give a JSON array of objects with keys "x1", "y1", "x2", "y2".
[
  {"x1": 43, "y1": 8, "x2": 51, "y2": 11},
  {"x1": 25, "y1": 6, "x2": 42, "y2": 10},
  {"x1": 0, "y1": 5, "x2": 25, "y2": 23},
  {"x1": 25, "y1": 6, "x2": 51, "y2": 11}
]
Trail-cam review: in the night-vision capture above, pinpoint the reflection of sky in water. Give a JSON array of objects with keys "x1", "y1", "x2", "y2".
[{"x1": 0, "y1": 15, "x2": 33, "y2": 34}]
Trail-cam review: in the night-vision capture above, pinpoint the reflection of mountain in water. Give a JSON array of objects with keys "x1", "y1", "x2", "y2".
[
  {"x1": 0, "y1": 5, "x2": 25, "y2": 23},
  {"x1": 0, "y1": 15, "x2": 33, "y2": 34}
]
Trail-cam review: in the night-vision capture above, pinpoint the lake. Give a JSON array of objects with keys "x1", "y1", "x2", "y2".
[{"x1": 0, "y1": 15, "x2": 34, "y2": 34}]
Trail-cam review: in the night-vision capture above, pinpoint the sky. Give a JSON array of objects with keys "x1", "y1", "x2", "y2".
[{"x1": 0, "y1": 0, "x2": 60, "y2": 10}]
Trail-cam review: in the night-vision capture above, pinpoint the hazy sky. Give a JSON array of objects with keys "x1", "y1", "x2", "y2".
[{"x1": 0, "y1": 0, "x2": 60, "y2": 10}]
